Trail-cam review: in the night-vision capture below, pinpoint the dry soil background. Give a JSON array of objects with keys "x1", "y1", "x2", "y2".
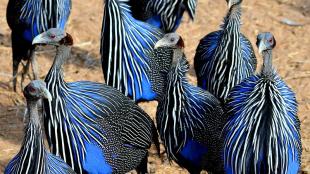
[{"x1": 0, "y1": 0, "x2": 309, "y2": 173}]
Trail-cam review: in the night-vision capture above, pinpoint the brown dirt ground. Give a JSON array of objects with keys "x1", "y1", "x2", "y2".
[{"x1": 0, "y1": 0, "x2": 309, "y2": 173}]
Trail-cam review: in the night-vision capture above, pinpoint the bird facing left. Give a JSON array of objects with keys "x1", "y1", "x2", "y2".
[{"x1": 32, "y1": 28, "x2": 159, "y2": 174}]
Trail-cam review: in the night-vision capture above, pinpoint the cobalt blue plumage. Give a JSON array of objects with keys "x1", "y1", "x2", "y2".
[
  {"x1": 194, "y1": 0, "x2": 256, "y2": 102},
  {"x1": 100, "y1": 0, "x2": 164, "y2": 102},
  {"x1": 5, "y1": 80, "x2": 75, "y2": 174},
  {"x1": 223, "y1": 32, "x2": 301, "y2": 174},
  {"x1": 150, "y1": 33, "x2": 225, "y2": 174},
  {"x1": 6, "y1": 0, "x2": 71, "y2": 91},
  {"x1": 32, "y1": 28, "x2": 158, "y2": 174}
]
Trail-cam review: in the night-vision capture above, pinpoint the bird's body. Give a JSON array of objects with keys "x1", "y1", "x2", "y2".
[
  {"x1": 5, "y1": 80, "x2": 75, "y2": 174},
  {"x1": 223, "y1": 32, "x2": 301, "y2": 174},
  {"x1": 100, "y1": 0, "x2": 164, "y2": 102},
  {"x1": 6, "y1": 0, "x2": 71, "y2": 91},
  {"x1": 33, "y1": 29, "x2": 157, "y2": 174},
  {"x1": 143, "y1": 0, "x2": 197, "y2": 32},
  {"x1": 150, "y1": 34, "x2": 225, "y2": 174},
  {"x1": 194, "y1": 0, "x2": 256, "y2": 102}
]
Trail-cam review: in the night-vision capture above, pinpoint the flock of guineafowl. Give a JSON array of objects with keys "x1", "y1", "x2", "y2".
[{"x1": 4, "y1": 0, "x2": 302, "y2": 173}]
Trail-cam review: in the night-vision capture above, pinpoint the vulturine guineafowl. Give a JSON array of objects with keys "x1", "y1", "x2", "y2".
[
  {"x1": 6, "y1": 0, "x2": 71, "y2": 91},
  {"x1": 149, "y1": 33, "x2": 225, "y2": 174},
  {"x1": 5, "y1": 80, "x2": 75, "y2": 174},
  {"x1": 32, "y1": 28, "x2": 159, "y2": 174},
  {"x1": 194, "y1": 0, "x2": 256, "y2": 103},
  {"x1": 100, "y1": 0, "x2": 164, "y2": 102},
  {"x1": 223, "y1": 32, "x2": 302, "y2": 174}
]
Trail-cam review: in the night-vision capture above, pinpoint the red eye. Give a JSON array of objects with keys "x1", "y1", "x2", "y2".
[
  {"x1": 268, "y1": 39, "x2": 273, "y2": 43},
  {"x1": 50, "y1": 34, "x2": 56, "y2": 39},
  {"x1": 28, "y1": 86, "x2": 36, "y2": 93}
]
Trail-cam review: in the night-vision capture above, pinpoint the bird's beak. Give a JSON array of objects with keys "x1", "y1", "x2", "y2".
[
  {"x1": 32, "y1": 33, "x2": 47, "y2": 45},
  {"x1": 228, "y1": 1, "x2": 232, "y2": 9},
  {"x1": 154, "y1": 39, "x2": 164, "y2": 49},
  {"x1": 42, "y1": 88, "x2": 52, "y2": 102},
  {"x1": 258, "y1": 41, "x2": 266, "y2": 54}
]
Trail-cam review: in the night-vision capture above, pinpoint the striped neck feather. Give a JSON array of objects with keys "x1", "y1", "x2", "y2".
[
  {"x1": 9, "y1": 117, "x2": 46, "y2": 173},
  {"x1": 221, "y1": 3, "x2": 241, "y2": 31},
  {"x1": 158, "y1": 56, "x2": 191, "y2": 160},
  {"x1": 208, "y1": 3, "x2": 242, "y2": 100},
  {"x1": 45, "y1": 45, "x2": 70, "y2": 89},
  {"x1": 225, "y1": 77, "x2": 301, "y2": 173}
]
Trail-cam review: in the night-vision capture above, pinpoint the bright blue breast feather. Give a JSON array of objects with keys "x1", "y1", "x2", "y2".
[
  {"x1": 20, "y1": 0, "x2": 71, "y2": 42},
  {"x1": 82, "y1": 143, "x2": 112, "y2": 174},
  {"x1": 101, "y1": 0, "x2": 163, "y2": 101},
  {"x1": 224, "y1": 74, "x2": 301, "y2": 174},
  {"x1": 179, "y1": 139, "x2": 208, "y2": 166}
]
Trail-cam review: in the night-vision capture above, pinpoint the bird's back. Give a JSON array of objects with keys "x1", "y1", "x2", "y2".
[{"x1": 194, "y1": 30, "x2": 256, "y2": 102}]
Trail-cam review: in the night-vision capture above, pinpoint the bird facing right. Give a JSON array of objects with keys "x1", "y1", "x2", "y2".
[{"x1": 223, "y1": 32, "x2": 302, "y2": 174}]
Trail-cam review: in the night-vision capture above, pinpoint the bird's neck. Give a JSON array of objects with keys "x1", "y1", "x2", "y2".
[
  {"x1": 223, "y1": 3, "x2": 241, "y2": 32},
  {"x1": 52, "y1": 45, "x2": 71, "y2": 71},
  {"x1": 164, "y1": 50, "x2": 188, "y2": 95},
  {"x1": 172, "y1": 48, "x2": 184, "y2": 65},
  {"x1": 261, "y1": 50, "x2": 274, "y2": 76},
  {"x1": 148, "y1": 47, "x2": 175, "y2": 100},
  {"x1": 46, "y1": 45, "x2": 71, "y2": 84},
  {"x1": 27, "y1": 99, "x2": 41, "y2": 129},
  {"x1": 17, "y1": 100, "x2": 45, "y2": 173}
]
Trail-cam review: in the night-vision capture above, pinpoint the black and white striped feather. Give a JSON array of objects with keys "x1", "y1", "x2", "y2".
[
  {"x1": 101, "y1": 0, "x2": 163, "y2": 101},
  {"x1": 43, "y1": 45, "x2": 155, "y2": 173},
  {"x1": 194, "y1": 3, "x2": 256, "y2": 102},
  {"x1": 156, "y1": 55, "x2": 225, "y2": 173}
]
